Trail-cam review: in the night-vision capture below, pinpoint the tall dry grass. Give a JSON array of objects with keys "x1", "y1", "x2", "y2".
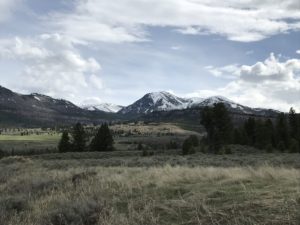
[{"x1": 0, "y1": 156, "x2": 299, "y2": 225}]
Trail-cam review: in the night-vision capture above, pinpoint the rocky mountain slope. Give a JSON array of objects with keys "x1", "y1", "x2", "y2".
[{"x1": 0, "y1": 86, "x2": 115, "y2": 127}]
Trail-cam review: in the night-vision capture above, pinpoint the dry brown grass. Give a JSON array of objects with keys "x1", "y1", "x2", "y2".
[{"x1": 0, "y1": 156, "x2": 299, "y2": 225}]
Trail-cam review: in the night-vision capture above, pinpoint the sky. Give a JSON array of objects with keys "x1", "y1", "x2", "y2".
[{"x1": 0, "y1": 0, "x2": 300, "y2": 111}]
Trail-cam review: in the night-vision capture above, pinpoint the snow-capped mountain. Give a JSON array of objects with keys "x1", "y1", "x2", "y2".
[
  {"x1": 0, "y1": 86, "x2": 114, "y2": 126},
  {"x1": 119, "y1": 92, "x2": 236, "y2": 115},
  {"x1": 119, "y1": 91, "x2": 279, "y2": 117},
  {"x1": 119, "y1": 91, "x2": 191, "y2": 115},
  {"x1": 83, "y1": 103, "x2": 124, "y2": 113}
]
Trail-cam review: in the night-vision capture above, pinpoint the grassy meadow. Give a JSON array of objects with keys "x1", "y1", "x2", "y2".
[{"x1": 0, "y1": 123, "x2": 300, "y2": 225}]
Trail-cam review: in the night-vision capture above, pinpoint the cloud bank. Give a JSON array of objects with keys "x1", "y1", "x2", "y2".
[
  {"x1": 198, "y1": 53, "x2": 300, "y2": 111},
  {"x1": 49, "y1": 0, "x2": 300, "y2": 43},
  {"x1": 0, "y1": 34, "x2": 102, "y2": 102}
]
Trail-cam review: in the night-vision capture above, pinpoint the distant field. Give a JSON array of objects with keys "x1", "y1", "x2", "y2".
[
  {"x1": 0, "y1": 134, "x2": 60, "y2": 141},
  {"x1": 0, "y1": 134, "x2": 60, "y2": 154}
]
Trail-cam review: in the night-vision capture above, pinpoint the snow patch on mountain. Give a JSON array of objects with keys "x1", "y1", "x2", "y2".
[{"x1": 83, "y1": 103, "x2": 124, "y2": 113}]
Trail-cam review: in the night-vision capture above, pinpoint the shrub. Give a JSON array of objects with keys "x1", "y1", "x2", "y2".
[
  {"x1": 277, "y1": 141, "x2": 286, "y2": 152},
  {"x1": 142, "y1": 150, "x2": 148, "y2": 157},
  {"x1": 0, "y1": 149, "x2": 5, "y2": 159},
  {"x1": 141, "y1": 150, "x2": 154, "y2": 157},
  {"x1": 182, "y1": 139, "x2": 193, "y2": 155},
  {"x1": 189, "y1": 135, "x2": 199, "y2": 147},
  {"x1": 224, "y1": 146, "x2": 232, "y2": 154},
  {"x1": 266, "y1": 144, "x2": 273, "y2": 153},
  {"x1": 42, "y1": 198, "x2": 107, "y2": 225},
  {"x1": 0, "y1": 195, "x2": 28, "y2": 213},
  {"x1": 137, "y1": 143, "x2": 143, "y2": 151},
  {"x1": 167, "y1": 140, "x2": 179, "y2": 149},
  {"x1": 182, "y1": 135, "x2": 199, "y2": 155}
]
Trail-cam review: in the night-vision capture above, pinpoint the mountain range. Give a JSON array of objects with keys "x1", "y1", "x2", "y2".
[
  {"x1": 0, "y1": 86, "x2": 115, "y2": 127},
  {"x1": 0, "y1": 85, "x2": 279, "y2": 127}
]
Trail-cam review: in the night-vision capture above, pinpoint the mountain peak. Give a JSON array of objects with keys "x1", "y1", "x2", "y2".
[{"x1": 119, "y1": 91, "x2": 190, "y2": 114}]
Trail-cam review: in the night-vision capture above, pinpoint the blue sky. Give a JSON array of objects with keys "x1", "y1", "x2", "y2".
[{"x1": 0, "y1": 0, "x2": 300, "y2": 111}]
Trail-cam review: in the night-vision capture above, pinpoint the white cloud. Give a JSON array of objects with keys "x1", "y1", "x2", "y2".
[
  {"x1": 205, "y1": 64, "x2": 240, "y2": 79},
  {"x1": 195, "y1": 53, "x2": 300, "y2": 111},
  {"x1": 246, "y1": 50, "x2": 254, "y2": 55},
  {"x1": 239, "y1": 53, "x2": 300, "y2": 82},
  {"x1": 170, "y1": 46, "x2": 182, "y2": 51},
  {"x1": 89, "y1": 74, "x2": 103, "y2": 90},
  {"x1": 0, "y1": 34, "x2": 103, "y2": 103},
  {"x1": 296, "y1": 50, "x2": 300, "y2": 54},
  {"x1": 49, "y1": 0, "x2": 300, "y2": 43},
  {"x1": 0, "y1": 0, "x2": 20, "y2": 23}
]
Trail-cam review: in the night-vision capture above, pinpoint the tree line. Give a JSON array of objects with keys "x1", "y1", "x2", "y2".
[
  {"x1": 58, "y1": 123, "x2": 114, "y2": 152},
  {"x1": 200, "y1": 103, "x2": 300, "y2": 153}
]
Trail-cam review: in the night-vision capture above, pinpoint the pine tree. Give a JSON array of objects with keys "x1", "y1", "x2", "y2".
[
  {"x1": 288, "y1": 108, "x2": 298, "y2": 139},
  {"x1": 264, "y1": 119, "x2": 276, "y2": 147},
  {"x1": 71, "y1": 123, "x2": 86, "y2": 152},
  {"x1": 201, "y1": 103, "x2": 232, "y2": 152},
  {"x1": 276, "y1": 113, "x2": 289, "y2": 150},
  {"x1": 58, "y1": 131, "x2": 71, "y2": 153},
  {"x1": 254, "y1": 119, "x2": 267, "y2": 149},
  {"x1": 90, "y1": 124, "x2": 114, "y2": 152},
  {"x1": 244, "y1": 118, "x2": 256, "y2": 146}
]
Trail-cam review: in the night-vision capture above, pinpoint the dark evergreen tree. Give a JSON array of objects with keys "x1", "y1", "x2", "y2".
[
  {"x1": 289, "y1": 138, "x2": 299, "y2": 153},
  {"x1": 254, "y1": 119, "x2": 267, "y2": 149},
  {"x1": 264, "y1": 119, "x2": 276, "y2": 147},
  {"x1": 201, "y1": 103, "x2": 232, "y2": 152},
  {"x1": 58, "y1": 131, "x2": 71, "y2": 153},
  {"x1": 275, "y1": 113, "x2": 289, "y2": 151},
  {"x1": 71, "y1": 123, "x2": 86, "y2": 152},
  {"x1": 90, "y1": 124, "x2": 114, "y2": 152},
  {"x1": 288, "y1": 108, "x2": 298, "y2": 140},
  {"x1": 200, "y1": 106, "x2": 215, "y2": 145},
  {"x1": 244, "y1": 118, "x2": 256, "y2": 145},
  {"x1": 255, "y1": 119, "x2": 275, "y2": 150}
]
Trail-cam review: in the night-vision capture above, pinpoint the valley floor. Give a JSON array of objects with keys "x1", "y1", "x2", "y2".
[
  {"x1": 0, "y1": 123, "x2": 299, "y2": 224},
  {"x1": 0, "y1": 152, "x2": 300, "y2": 225}
]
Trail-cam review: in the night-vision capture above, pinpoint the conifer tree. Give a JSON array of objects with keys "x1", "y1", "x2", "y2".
[
  {"x1": 201, "y1": 103, "x2": 232, "y2": 152},
  {"x1": 275, "y1": 113, "x2": 289, "y2": 150},
  {"x1": 71, "y1": 123, "x2": 86, "y2": 152},
  {"x1": 90, "y1": 124, "x2": 114, "y2": 151},
  {"x1": 244, "y1": 118, "x2": 256, "y2": 145},
  {"x1": 58, "y1": 131, "x2": 71, "y2": 153},
  {"x1": 288, "y1": 108, "x2": 298, "y2": 140}
]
